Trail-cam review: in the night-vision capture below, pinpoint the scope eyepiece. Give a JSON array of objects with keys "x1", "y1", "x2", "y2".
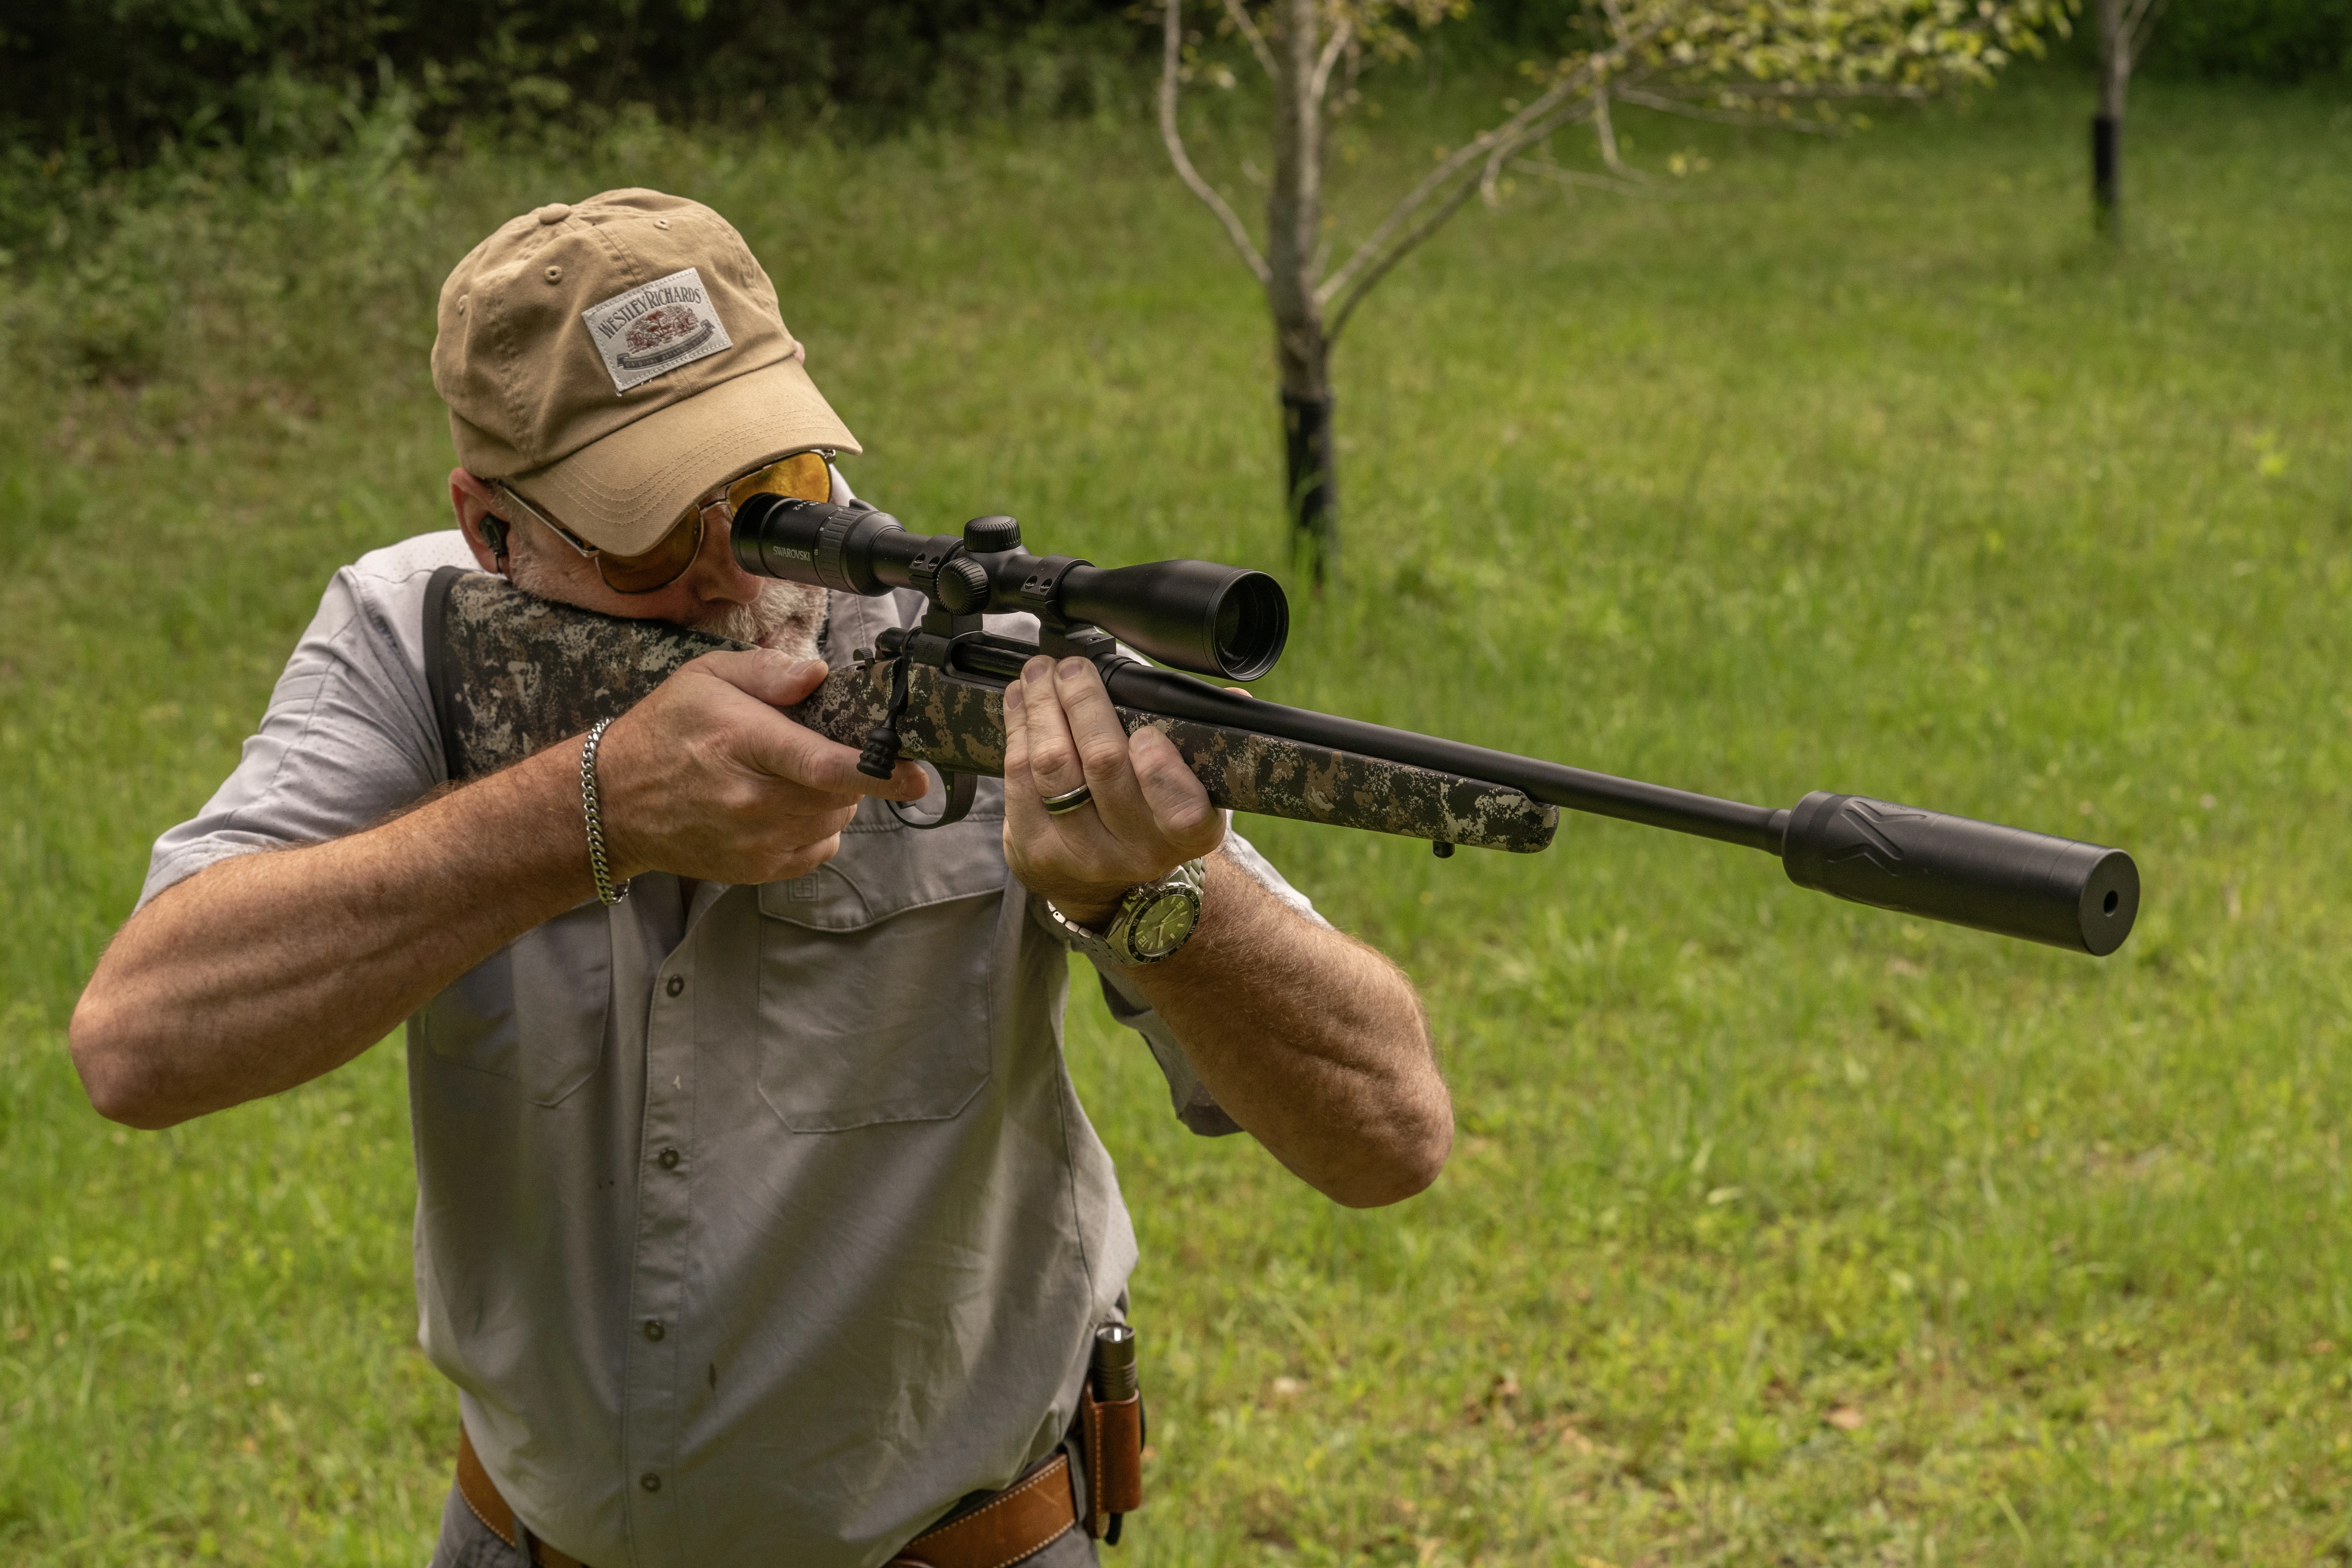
[{"x1": 730, "y1": 492, "x2": 1289, "y2": 681}]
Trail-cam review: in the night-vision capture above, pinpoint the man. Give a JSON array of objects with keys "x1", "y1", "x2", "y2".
[{"x1": 69, "y1": 189, "x2": 1448, "y2": 1568}]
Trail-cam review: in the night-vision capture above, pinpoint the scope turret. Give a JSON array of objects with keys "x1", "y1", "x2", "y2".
[{"x1": 730, "y1": 494, "x2": 1288, "y2": 681}]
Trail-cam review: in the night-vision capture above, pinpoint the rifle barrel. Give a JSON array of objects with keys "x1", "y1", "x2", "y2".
[{"x1": 1105, "y1": 663, "x2": 2140, "y2": 957}]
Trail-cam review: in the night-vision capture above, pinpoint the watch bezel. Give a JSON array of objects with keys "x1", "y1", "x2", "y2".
[{"x1": 1105, "y1": 857, "x2": 1208, "y2": 965}]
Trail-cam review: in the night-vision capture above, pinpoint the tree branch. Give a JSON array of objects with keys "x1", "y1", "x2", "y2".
[
  {"x1": 2123, "y1": 0, "x2": 2171, "y2": 59},
  {"x1": 1613, "y1": 88, "x2": 1842, "y2": 132},
  {"x1": 1510, "y1": 158, "x2": 1740, "y2": 202},
  {"x1": 1479, "y1": 96, "x2": 1597, "y2": 205},
  {"x1": 1219, "y1": 0, "x2": 1280, "y2": 80},
  {"x1": 1309, "y1": 13, "x2": 1356, "y2": 106},
  {"x1": 1591, "y1": 85, "x2": 1630, "y2": 174},
  {"x1": 1161, "y1": 0, "x2": 1272, "y2": 286},
  {"x1": 1630, "y1": 80, "x2": 1931, "y2": 102},
  {"x1": 1316, "y1": 29, "x2": 1657, "y2": 320},
  {"x1": 1324, "y1": 147, "x2": 1493, "y2": 343},
  {"x1": 1479, "y1": 66, "x2": 1669, "y2": 192}
]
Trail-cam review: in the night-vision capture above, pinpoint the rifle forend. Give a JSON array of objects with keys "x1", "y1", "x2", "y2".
[{"x1": 425, "y1": 522, "x2": 2141, "y2": 957}]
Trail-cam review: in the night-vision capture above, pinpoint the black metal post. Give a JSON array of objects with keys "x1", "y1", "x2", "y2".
[
  {"x1": 1281, "y1": 390, "x2": 1338, "y2": 589},
  {"x1": 2092, "y1": 114, "x2": 2121, "y2": 235}
]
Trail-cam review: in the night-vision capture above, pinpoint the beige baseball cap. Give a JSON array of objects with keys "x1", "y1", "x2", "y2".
[{"x1": 431, "y1": 187, "x2": 859, "y2": 556}]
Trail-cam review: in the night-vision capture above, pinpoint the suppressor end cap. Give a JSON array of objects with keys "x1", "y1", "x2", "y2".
[{"x1": 2076, "y1": 848, "x2": 2140, "y2": 958}]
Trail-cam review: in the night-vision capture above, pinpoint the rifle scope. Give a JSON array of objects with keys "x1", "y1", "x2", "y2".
[{"x1": 731, "y1": 495, "x2": 1288, "y2": 681}]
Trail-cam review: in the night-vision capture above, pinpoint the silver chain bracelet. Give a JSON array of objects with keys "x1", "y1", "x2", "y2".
[{"x1": 580, "y1": 717, "x2": 627, "y2": 906}]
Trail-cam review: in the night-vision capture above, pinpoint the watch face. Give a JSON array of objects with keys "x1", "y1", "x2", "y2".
[{"x1": 1127, "y1": 889, "x2": 1201, "y2": 960}]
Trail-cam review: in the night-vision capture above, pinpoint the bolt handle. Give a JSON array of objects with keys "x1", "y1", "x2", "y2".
[{"x1": 857, "y1": 723, "x2": 902, "y2": 780}]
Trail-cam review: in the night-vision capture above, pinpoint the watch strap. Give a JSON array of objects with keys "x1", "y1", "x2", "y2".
[{"x1": 1043, "y1": 898, "x2": 1126, "y2": 971}]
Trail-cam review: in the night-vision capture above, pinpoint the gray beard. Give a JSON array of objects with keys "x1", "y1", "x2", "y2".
[
  {"x1": 507, "y1": 553, "x2": 826, "y2": 661},
  {"x1": 689, "y1": 581, "x2": 827, "y2": 660}
]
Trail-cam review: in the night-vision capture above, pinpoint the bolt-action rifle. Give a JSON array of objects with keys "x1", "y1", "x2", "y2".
[{"x1": 424, "y1": 499, "x2": 2141, "y2": 956}]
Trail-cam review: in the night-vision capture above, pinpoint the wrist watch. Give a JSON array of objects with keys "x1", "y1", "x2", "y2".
[{"x1": 1046, "y1": 858, "x2": 1208, "y2": 966}]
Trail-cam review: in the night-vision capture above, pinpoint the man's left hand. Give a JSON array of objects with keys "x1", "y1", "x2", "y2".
[{"x1": 1001, "y1": 656, "x2": 1227, "y2": 928}]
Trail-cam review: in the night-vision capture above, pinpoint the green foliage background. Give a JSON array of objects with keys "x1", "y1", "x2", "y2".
[
  {"x1": 4, "y1": 0, "x2": 2345, "y2": 200},
  {"x1": 0, "y1": 0, "x2": 1139, "y2": 185},
  {"x1": 2133, "y1": 0, "x2": 2352, "y2": 80},
  {"x1": 3, "y1": 51, "x2": 2350, "y2": 1568}
]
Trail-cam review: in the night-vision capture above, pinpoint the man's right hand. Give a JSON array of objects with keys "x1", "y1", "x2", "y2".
[{"x1": 593, "y1": 652, "x2": 930, "y2": 886}]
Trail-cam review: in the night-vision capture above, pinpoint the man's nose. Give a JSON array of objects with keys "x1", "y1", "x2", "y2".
[{"x1": 686, "y1": 505, "x2": 761, "y2": 604}]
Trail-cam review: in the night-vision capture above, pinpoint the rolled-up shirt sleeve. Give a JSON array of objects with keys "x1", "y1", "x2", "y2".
[
  {"x1": 140, "y1": 534, "x2": 467, "y2": 909},
  {"x1": 1074, "y1": 832, "x2": 1328, "y2": 1138}
]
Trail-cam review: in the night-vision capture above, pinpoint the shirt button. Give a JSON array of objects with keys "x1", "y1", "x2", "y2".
[
  {"x1": 641, "y1": 1472, "x2": 662, "y2": 1493},
  {"x1": 659, "y1": 1147, "x2": 681, "y2": 1170},
  {"x1": 666, "y1": 976, "x2": 685, "y2": 998},
  {"x1": 644, "y1": 1319, "x2": 665, "y2": 1341}
]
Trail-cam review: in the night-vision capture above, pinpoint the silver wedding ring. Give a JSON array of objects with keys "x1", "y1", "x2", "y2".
[{"x1": 1041, "y1": 783, "x2": 1094, "y2": 816}]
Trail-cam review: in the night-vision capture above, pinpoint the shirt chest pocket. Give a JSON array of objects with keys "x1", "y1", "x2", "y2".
[{"x1": 753, "y1": 796, "x2": 1009, "y2": 1132}]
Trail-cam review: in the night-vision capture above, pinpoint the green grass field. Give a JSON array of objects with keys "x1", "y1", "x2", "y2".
[{"x1": 3, "y1": 65, "x2": 2348, "y2": 1566}]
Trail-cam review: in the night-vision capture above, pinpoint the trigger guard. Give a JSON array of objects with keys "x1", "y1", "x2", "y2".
[{"x1": 888, "y1": 767, "x2": 978, "y2": 830}]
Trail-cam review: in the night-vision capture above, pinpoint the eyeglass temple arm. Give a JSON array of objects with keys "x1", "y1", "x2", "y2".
[{"x1": 494, "y1": 483, "x2": 598, "y2": 560}]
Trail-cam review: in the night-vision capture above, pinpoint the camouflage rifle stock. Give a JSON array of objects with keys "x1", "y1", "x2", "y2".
[
  {"x1": 421, "y1": 496, "x2": 2142, "y2": 957},
  {"x1": 424, "y1": 567, "x2": 1557, "y2": 854}
]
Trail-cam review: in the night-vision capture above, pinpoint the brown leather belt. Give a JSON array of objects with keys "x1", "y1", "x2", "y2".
[
  {"x1": 456, "y1": 1426, "x2": 590, "y2": 1568},
  {"x1": 887, "y1": 1452, "x2": 1077, "y2": 1567},
  {"x1": 455, "y1": 1426, "x2": 1076, "y2": 1568}
]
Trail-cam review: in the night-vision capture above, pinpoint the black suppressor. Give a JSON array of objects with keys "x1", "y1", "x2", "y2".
[
  {"x1": 731, "y1": 494, "x2": 1288, "y2": 681},
  {"x1": 1778, "y1": 791, "x2": 2138, "y2": 955}
]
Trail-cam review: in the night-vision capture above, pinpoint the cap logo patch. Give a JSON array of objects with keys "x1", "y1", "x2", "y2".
[{"x1": 581, "y1": 267, "x2": 733, "y2": 393}]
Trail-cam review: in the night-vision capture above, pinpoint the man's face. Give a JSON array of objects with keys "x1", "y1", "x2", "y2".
[{"x1": 450, "y1": 468, "x2": 827, "y2": 661}]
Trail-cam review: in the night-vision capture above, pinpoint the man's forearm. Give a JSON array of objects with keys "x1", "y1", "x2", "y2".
[
  {"x1": 1116, "y1": 851, "x2": 1451, "y2": 1208},
  {"x1": 71, "y1": 746, "x2": 596, "y2": 1129},
  {"x1": 73, "y1": 653, "x2": 912, "y2": 1131}
]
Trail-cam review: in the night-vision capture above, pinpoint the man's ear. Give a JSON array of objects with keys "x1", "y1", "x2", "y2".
[
  {"x1": 449, "y1": 468, "x2": 511, "y2": 575},
  {"x1": 458, "y1": 509, "x2": 512, "y2": 576}
]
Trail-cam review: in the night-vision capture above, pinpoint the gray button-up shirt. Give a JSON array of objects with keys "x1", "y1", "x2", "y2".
[{"x1": 141, "y1": 530, "x2": 1317, "y2": 1568}]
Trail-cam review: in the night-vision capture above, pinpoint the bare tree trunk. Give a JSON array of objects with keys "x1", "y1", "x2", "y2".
[
  {"x1": 1265, "y1": 0, "x2": 1338, "y2": 585},
  {"x1": 2094, "y1": 0, "x2": 2127, "y2": 236}
]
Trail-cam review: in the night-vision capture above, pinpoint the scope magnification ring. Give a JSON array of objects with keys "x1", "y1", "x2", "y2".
[{"x1": 813, "y1": 512, "x2": 862, "y2": 596}]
